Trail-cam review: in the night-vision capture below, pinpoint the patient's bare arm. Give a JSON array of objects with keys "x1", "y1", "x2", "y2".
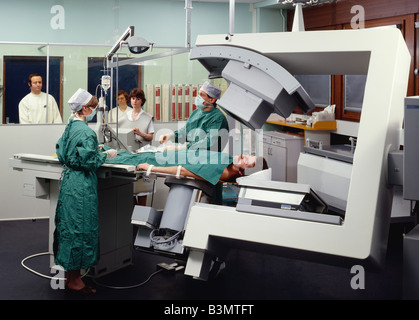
[{"x1": 136, "y1": 162, "x2": 203, "y2": 180}]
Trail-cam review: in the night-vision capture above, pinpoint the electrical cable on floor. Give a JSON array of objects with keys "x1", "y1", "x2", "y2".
[
  {"x1": 21, "y1": 251, "x2": 89, "y2": 281},
  {"x1": 91, "y1": 268, "x2": 164, "y2": 290},
  {"x1": 91, "y1": 261, "x2": 184, "y2": 290},
  {"x1": 21, "y1": 251, "x2": 169, "y2": 290}
]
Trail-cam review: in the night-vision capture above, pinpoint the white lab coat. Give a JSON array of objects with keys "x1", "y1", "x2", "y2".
[
  {"x1": 109, "y1": 105, "x2": 132, "y2": 122},
  {"x1": 18, "y1": 92, "x2": 62, "y2": 124}
]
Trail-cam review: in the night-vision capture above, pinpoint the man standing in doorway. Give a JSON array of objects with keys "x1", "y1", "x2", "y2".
[{"x1": 18, "y1": 73, "x2": 62, "y2": 124}]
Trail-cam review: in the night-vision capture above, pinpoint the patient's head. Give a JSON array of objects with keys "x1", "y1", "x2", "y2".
[
  {"x1": 231, "y1": 155, "x2": 268, "y2": 178},
  {"x1": 233, "y1": 154, "x2": 257, "y2": 169}
]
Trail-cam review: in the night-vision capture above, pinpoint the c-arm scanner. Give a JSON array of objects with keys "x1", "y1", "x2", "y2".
[
  {"x1": 177, "y1": 28, "x2": 411, "y2": 280},
  {"x1": 129, "y1": 27, "x2": 411, "y2": 281}
]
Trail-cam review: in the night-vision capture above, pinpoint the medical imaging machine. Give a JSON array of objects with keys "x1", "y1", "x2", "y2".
[
  {"x1": 180, "y1": 27, "x2": 411, "y2": 281},
  {"x1": 126, "y1": 24, "x2": 412, "y2": 284},
  {"x1": 9, "y1": 22, "x2": 414, "y2": 294}
]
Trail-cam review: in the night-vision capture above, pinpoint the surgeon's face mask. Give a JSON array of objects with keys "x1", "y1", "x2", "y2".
[
  {"x1": 195, "y1": 95, "x2": 208, "y2": 110},
  {"x1": 85, "y1": 107, "x2": 97, "y2": 122}
]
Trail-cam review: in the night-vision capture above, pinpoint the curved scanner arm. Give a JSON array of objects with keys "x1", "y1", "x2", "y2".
[{"x1": 190, "y1": 45, "x2": 315, "y2": 130}]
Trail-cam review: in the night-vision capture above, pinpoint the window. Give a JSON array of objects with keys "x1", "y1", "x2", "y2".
[
  {"x1": 295, "y1": 74, "x2": 331, "y2": 108},
  {"x1": 344, "y1": 74, "x2": 367, "y2": 113}
]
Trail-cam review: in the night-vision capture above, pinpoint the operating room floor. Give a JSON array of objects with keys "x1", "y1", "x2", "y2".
[{"x1": 0, "y1": 218, "x2": 409, "y2": 301}]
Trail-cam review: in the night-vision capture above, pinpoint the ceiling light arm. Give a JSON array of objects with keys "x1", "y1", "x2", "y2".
[{"x1": 106, "y1": 26, "x2": 134, "y2": 67}]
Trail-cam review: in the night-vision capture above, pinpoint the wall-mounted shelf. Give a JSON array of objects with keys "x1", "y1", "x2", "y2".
[{"x1": 266, "y1": 120, "x2": 337, "y2": 131}]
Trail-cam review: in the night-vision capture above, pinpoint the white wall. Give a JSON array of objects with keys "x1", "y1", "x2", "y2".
[{"x1": 0, "y1": 0, "x2": 256, "y2": 46}]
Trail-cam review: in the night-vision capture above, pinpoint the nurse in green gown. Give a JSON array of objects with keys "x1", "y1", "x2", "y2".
[{"x1": 54, "y1": 88, "x2": 117, "y2": 294}]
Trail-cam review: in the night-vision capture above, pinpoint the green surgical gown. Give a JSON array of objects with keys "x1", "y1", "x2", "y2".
[
  {"x1": 174, "y1": 107, "x2": 229, "y2": 152},
  {"x1": 54, "y1": 119, "x2": 107, "y2": 271},
  {"x1": 104, "y1": 147, "x2": 232, "y2": 186}
]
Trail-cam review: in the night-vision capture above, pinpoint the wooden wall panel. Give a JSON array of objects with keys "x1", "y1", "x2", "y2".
[
  {"x1": 287, "y1": 0, "x2": 419, "y2": 30},
  {"x1": 286, "y1": 0, "x2": 418, "y2": 121}
]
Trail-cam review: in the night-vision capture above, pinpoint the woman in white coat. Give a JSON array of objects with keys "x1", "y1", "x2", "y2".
[{"x1": 118, "y1": 88, "x2": 154, "y2": 150}]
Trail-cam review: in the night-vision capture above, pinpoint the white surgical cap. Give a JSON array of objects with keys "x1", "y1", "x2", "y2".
[
  {"x1": 68, "y1": 88, "x2": 93, "y2": 112},
  {"x1": 201, "y1": 81, "x2": 221, "y2": 100}
]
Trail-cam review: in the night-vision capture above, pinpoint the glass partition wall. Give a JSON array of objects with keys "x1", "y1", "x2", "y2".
[{"x1": 0, "y1": 42, "x2": 212, "y2": 125}]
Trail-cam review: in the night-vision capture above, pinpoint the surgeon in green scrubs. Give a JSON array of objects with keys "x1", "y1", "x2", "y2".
[
  {"x1": 159, "y1": 82, "x2": 230, "y2": 202},
  {"x1": 54, "y1": 88, "x2": 117, "y2": 294},
  {"x1": 159, "y1": 81, "x2": 229, "y2": 152}
]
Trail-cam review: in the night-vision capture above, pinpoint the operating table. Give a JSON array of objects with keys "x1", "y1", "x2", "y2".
[{"x1": 9, "y1": 152, "x2": 218, "y2": 276}]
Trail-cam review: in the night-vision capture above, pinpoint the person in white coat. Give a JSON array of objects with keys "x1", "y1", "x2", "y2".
[
  {"x1": 18, "y1": 73, "x2": 62, "y2": 124},
  {"x1": 118, "y1": 87, "x2": 154, "y2": 205},
  {"x1": 109, "y1": 89, "x2": 132, "y2": 122},
  {"x1": 118, "y1": 87, "x2": 154, "y2": 149}
]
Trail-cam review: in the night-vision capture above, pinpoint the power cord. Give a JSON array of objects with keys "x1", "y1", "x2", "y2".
[
  {"x1": 92, "y1": 262, "x2": 184, "y2": 290},
  {"x1": 91, "y1": 269, "x2": 163, "y2": 290},
  {"x1": 21, "y1": 252, "x2": 184, "y2": 290},
  {"x1": 20, "y1": 251, "x2": 89, "y2": 281}
]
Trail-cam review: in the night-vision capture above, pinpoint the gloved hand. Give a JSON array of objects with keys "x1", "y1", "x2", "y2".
[{"x1": 105, "y1": 149, "x2": 117, "y2": 159}]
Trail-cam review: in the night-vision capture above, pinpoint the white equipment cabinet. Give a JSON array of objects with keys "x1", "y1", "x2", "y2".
[{"x1": 262, "y1": 131, "x2": 304, "y2": 182}]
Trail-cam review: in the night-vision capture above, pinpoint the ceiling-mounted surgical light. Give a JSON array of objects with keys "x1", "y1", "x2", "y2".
[
  {"x1": 127, "y1": 36, "x2": 152, "y2": 54},
  {"x1": 106, "y1": 26, "x2": 153, "y2": 68}
]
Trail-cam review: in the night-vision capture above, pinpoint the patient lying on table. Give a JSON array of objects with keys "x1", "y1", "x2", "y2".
[{"x1": 103, "y1": 146, "x2": 260, "y2": 185}]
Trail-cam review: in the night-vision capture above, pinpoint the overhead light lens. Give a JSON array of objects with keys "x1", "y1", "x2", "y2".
[{"x1": 127, "y1": 36, "x2": 150, "y2": 54}]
